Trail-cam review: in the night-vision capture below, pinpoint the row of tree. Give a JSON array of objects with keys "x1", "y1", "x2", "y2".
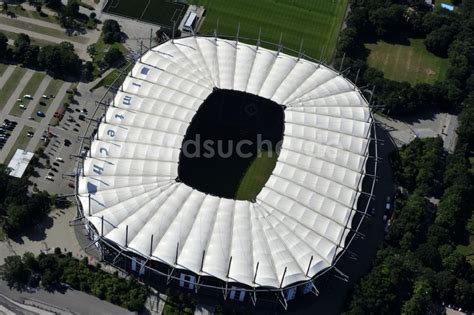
[
  {"x1": 345, "y1": 137, "x2": 474, "y2": 313},
  {"x1": 342, "y1": 2, "x2": 474, "y2": 312},
  {"x1": 2, "y1": 250, "x2": 147, "y2": 312},
  {"x1": 0, "y1": 18, "x2": 125, "y2": 81},
  {"x1": 0, "y1": 164, "x2": 53, "y2": 236},
  {"x1": 0, "y1": 32, "x2": 81, "y2": 79},
  {"x1": 336, "y1": 0, "x2": 474, "y2": 116}
]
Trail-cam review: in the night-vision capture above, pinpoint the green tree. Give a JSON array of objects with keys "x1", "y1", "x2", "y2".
[
  {"x1": 44, "y1": 0, "x2": 62, "y2": 11},
  {"x1": 102, "y1": 20, "x2": 122, "y2": 44},
  {"x1": 23, "y1": 252, "x2": 39, "y2": 272},
  {"x1": 3, "y1": 204, "x2": 30, "y2": 235},
  {"x1": 38, "y1": 42, "x2": 82, "y2": 78},
  {"x1": 454, "y1": 279, "x2": 474, "y2": 307},
  {"x1": 424, "y1": 25, "x2": 456, "y2": 57},
  {"x1": 87, "y1": 43, "x2": 96, "y2": 60},
  {"x1": 2, "y1": 256, "x2": 30, "y2": 287},
  {"x1": 64, "y1": 0, "x2": 79, "y2": 17},
  {"x1": 0, "y1": 32, "x2": 7, "y2": 59},
  {"x1": 104, "y1": 47, "x2": 124, "y2": 67},
  {"x1": 401, "y1": 278, "x2": 432, "y2": 315},
  {"x1": 13, "y1": 33, "x2": 32, "y2": 64},
  {"x1": 24, "y1": 45, "x2": 40, "y2": 67}
]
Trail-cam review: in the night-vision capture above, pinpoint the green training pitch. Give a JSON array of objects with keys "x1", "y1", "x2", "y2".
[
  {"x1": 188, "y1": 0, "x2": 348, "y2": 61},
  {"x1": 103, "y1": 0, "x2": 187, "y2": 28},
  {"x1": 366, "y1": 38, "x2": 449, "y2": 85},
  {"x1": 236, "y1": 151, "x2": 278, "y2": 201}
]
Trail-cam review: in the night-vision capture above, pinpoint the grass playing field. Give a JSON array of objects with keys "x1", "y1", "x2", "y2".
[
  {"x1": 103, "y1": 0, "x2": 187, "y2": 28},
  {"x1": 366, "y1": 38, "x2": 449, "y2": 85},
  {"x1": 236, "y1": 150, "x2": 278, "y2": 201},
  {"x1": 188, "y1": 0, "x2": 348, "y2": 61}
]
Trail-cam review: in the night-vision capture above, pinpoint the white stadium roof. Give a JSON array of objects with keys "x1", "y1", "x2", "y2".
[{"x1": 78, "y1": 36, "x2": 372, "y2": 289}]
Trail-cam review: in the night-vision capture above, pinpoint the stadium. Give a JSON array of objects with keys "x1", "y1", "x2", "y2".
[{"x1": 75, "y1": 35, "x2": 378, "y2": 308}]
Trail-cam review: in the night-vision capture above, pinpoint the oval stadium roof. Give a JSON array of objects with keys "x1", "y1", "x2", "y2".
[{"x1": 78, "y1": 36, "x2": 372, "y2": 289}]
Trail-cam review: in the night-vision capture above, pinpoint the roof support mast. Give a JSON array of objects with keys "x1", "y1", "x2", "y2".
[
  {"x1": 256, "y1": 27, "x2": 262, "y2": 50},
  {"x1": 214, "y1": 18, "x2": 219, "y2": 42},
  {"x1": 297, "y1": 39, "x2": 304, "y2": 61},
  {"x1": 339, "y1": 53, "x2": 346, "y2": 74},
  {"x1": 277, "y1": 32, "x2": 283, "y2": 55},
  {"x1": 222, "y1": 256, "x2": 232, "y2": 300},
  {"x1": 236, "y1": 22, "x2": 240, "y2": 45}
]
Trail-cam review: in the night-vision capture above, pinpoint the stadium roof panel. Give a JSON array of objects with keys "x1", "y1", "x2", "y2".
[{"x1": 79, "y1": 36, "x2": 372, "y2": 289}]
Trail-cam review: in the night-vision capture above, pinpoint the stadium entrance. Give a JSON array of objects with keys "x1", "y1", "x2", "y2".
[{"x1": 178, "y1": 89, "x2": 284, "y2": 201}]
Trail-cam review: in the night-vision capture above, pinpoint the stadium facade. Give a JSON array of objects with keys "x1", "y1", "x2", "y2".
[{"x1": 75, "y1": 36, "x2": 378, "y2": 308}]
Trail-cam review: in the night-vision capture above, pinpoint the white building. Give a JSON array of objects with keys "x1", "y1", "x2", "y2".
[{"x1": 77, "y1": 36, "x2": 377, "y2": 307}]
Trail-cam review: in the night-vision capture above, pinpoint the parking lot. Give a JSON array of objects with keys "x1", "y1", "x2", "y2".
[
  {"x1": 29, "y1": 86, "x2": 107, "y2": 195},
  {"x1": 0, "y1": 65, "x2": 109, "y2": 195}
]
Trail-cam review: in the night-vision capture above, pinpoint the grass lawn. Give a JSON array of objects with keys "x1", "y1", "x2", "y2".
[
  {"x1": 366, "y1": 38, "x2": 449, "y2": 85},
  {"x1": 0, "y1": 16, "x2": 88, "y2": 44},
  {"x1": 91, "y1": 35, "x2": 129, "y2": 78},
  {"x1": 4, "y1": 126, "x2": 35, "y2": 165},
  {"x1": 1, "y1": 29, "x2": 56, "y2": 47},
  {"x1": 0, "y1": 66, "x2": 28, "y2": 109},
  {"x1": 7, "y1": 5, "x2": 59, "y2": 24},
  {"x1": 0, "y1": 63, "x2": 8, "y2": 77},
  {"x1": 0, "y1": 227, "x2": 5, "y2": 241},
  {"x1": 235, "y1": 150, "x2": 278, "y2": 201},
  {"x1": 457, "y1": 236, "x2": 474, "y2": 266},
  {"x1": 188, "y1": 0, "x2": 348, "y2": 61},
  {"x1": 91, "y1": 63, "x2": 130, "y2": 91},
  {"x1": 10, "y1": 71, "x2": 46, "y2": 117}
]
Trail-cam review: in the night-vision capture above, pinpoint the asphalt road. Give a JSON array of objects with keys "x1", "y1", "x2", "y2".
[{"x1": 0, "y1": 280, "x2": 133, "y2": 315}]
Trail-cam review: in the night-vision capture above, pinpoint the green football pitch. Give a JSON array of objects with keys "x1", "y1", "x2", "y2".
[
  {"x1": 103, "y1": 0, "x2": 188, "y2": 28},
  {"x1": 236, "y1": 151, "x2": 278, "y2": 201},
  {"x1": 188, "y1": 0, "x2": 348, "y2": 61}
]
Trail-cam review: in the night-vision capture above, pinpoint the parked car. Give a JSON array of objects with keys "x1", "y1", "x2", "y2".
[
  {"x1": 385, "y1": 196, "x2": 392, "y2": 211},
  {"x1": 23, "y1": 94, "x2": 33, "y2": 99},
  {"x1": 37, "y1": 111, "x2": 45, "y2": 117},
  {"x1": 19, "y1": 104, "x2": 26, "y2": 109}
]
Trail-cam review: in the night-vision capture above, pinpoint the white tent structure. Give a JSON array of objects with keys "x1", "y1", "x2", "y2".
[{"x1": 77, "y1": 36, "x2": 376, "y2": 302}]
